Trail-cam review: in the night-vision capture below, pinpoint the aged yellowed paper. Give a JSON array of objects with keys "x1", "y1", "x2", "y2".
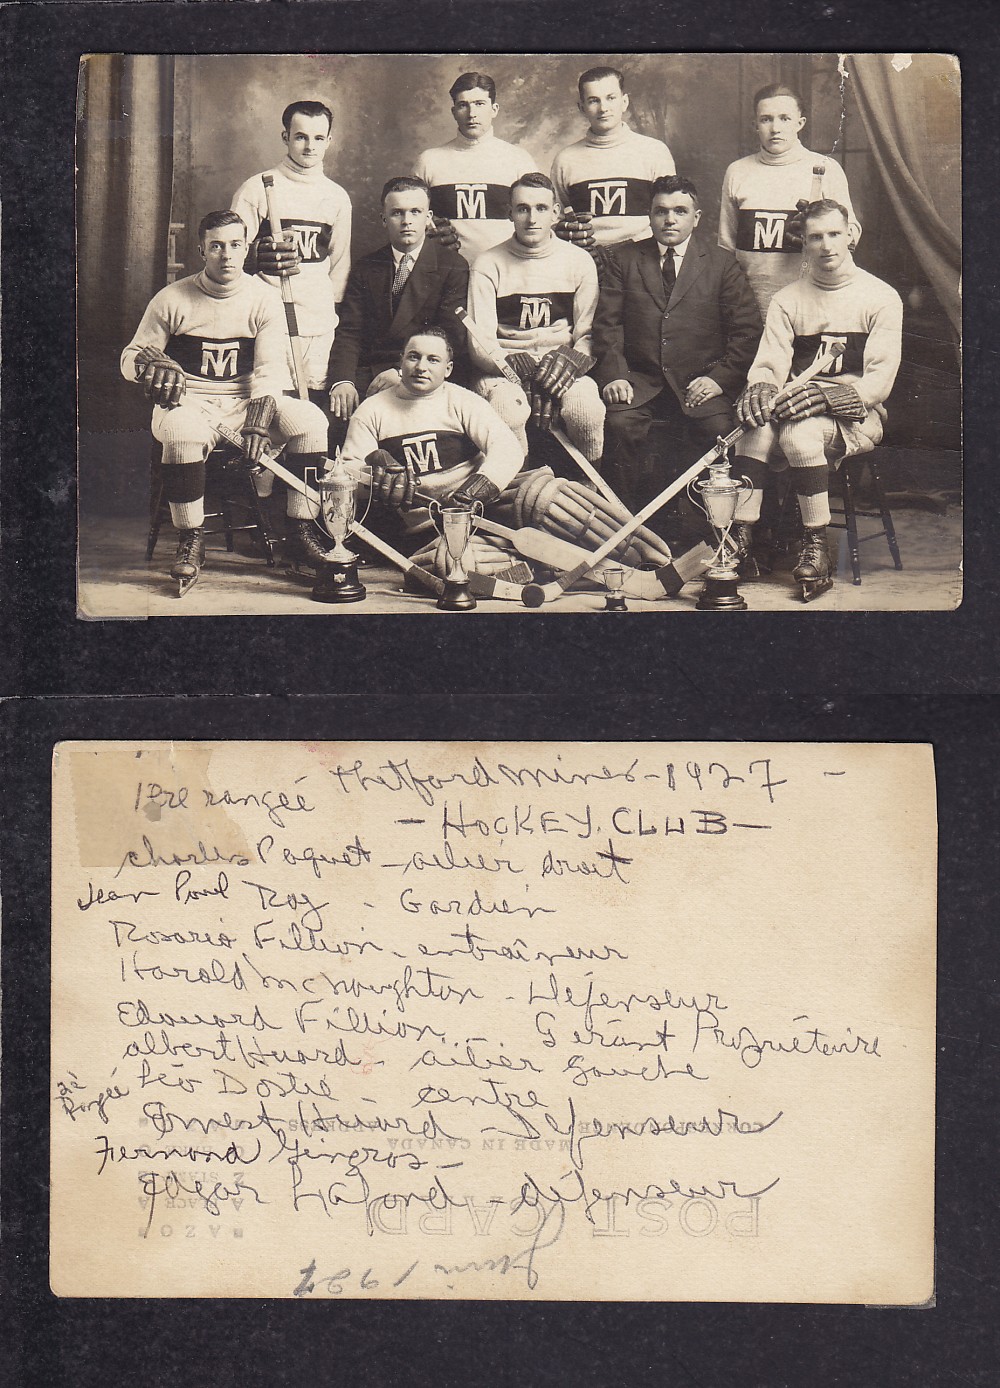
[{"x1": 51, "y1": 741, "x2": 935, "y2": 1301}]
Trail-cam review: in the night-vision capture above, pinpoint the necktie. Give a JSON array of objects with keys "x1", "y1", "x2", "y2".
[
  {"x1": 661, "y1": 246, "x2": 676, "y2": 298},
  {"x1": 392, "y1": 251, "x2": 413, "y2": 303}
]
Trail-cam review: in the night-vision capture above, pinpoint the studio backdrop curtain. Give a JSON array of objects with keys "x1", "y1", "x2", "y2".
[
  {"x1": 77, "y1": 55, "x2": 175, "y2": 434},
  {"x1": 849, "y1": 54, "x2": 961, "y2": 336}
]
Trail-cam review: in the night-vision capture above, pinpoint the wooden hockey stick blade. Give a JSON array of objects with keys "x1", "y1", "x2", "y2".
[
  {"x1": 454, "y1": 306, "x2": 523, "y2": 386},
  {"x1": 520, "y1": 345, "x2": 845, "y2": 606},
  {"x1": 262, "y1": 174, "x2": 309, "y2": 401},
  {"x1": 349, "y1": 518, "x2": 445, "y2": 595}
]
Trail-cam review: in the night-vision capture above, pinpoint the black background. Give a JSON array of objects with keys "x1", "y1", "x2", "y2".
[{"x1": 2, "y1": 2, "x2": 997, "y2": 1384}]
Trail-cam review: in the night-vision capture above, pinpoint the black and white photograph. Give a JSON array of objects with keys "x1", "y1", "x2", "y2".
[{"x1": 76, "y1": 51, "x2": 962, "y2": 617}]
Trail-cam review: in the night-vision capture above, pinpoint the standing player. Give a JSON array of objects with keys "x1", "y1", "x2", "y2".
[
  {"x1": 413, "y1": 72, "x2": 539, "y2": 267},
  {"x1": 735, "y1": 199, "x2": 902, "y2": 602},
  {"x1": 719, "y1": 83, "x2": 861, "y2": 317},
  {"x1": 121, "y1": 211, "x2": 333, "y2": 593},
  {"x1": 466, "y1": 173, "x2": 605, "y2": 465},
  {"x1": 231, "y1": 100, "x2": 352, "y2": 407},
  {"x1": 551, "y1": 66, "x2": 675, "y2": 257}
]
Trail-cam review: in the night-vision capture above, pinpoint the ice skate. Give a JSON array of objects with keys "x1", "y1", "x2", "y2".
[
  {"x1": 794, "y1": 526, "x2": 833, "y2": 602},
  {"x1": 170, "y1": 527, "x2": 205, "y2": 597}
]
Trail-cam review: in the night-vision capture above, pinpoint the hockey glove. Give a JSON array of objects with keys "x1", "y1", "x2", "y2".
[
  {"x1": 449, "y1": 472, "x2": 501, "y2": 510},
  {"x1": 134, "y1": 345, "x2": 187, "y2": 408},
  {"x1": 736, "y1": 380, "x2": 779, "y2": 428},
  {"x1": 368, "y1": 448, "x2": 417, "y2": 509},
  {"x1": 504, "y1": 351, "x2": 540, "y2": 385},
  {"x1": 241, "y1": 395, "x2": 277, "y2": 463},
  {"x1": 255, "y1": 236, "x2": 301, "y2": 278},
  {"x1": 554, "y1": 211, "x2": 596, "y2": 250},
  {"x1": 782, "y1": 199, "x2": 811, "y2": 251},
  {"x1": 534, "y1": 346, "x2": 595, "y2": 400},
  {"x1": 427, "y1": 216, "x2": 462, "y2": 254}
]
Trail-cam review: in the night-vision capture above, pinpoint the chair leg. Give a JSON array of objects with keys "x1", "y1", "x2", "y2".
[
  {"x1": 246, "y1": 474, "x2": 278, "y2": 567},
  {"x1": 220, "y1": 498, "x2": 236, "y2": 552},
  {"x1": 147, "y1": 464, "x2": 166, "y2": 561},
  {"x1": 840, "y1": 461, "x2": 862, "y2": 585},
  {"x1": 869, "y1": 456, "x2": 903, "y2": 570}
]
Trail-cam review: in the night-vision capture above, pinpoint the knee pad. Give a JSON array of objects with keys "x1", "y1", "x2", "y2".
[
  {"x1": 778, "y1": 416, "x2": 834, "y2": 468},
  {"x1": 152, "y1": 405, "x2": 213, "y2": 461},
  {"x1": 273, "y1": 398, "x2": 329, "y2": 452}
]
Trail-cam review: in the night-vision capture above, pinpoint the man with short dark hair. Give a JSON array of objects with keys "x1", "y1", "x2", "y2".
[
  {"x1": 466, "y1": 172, "x2": 605, "y2": 464},
  {"x1": 231, "y1": 99, "x2": 352, "y2": 404},
  {"x1": 339, "y1": 327, "x2": 524, "y2": 532},
  {"x1": 735, "y1": 198, "x2": 902, "y2": 601},
  {"x1": 327, "y1": 176, "x2": 469, "y2": 424},
  {"x1": 413, "y1": 72, "x2": 539, "y2": 266},
  {"x1": 552, "y1": 66, "x2": 675, "y2": 254},
  {"x1": 121, "y1": 211, "x2": 332, "y2": 590},
  {"x1": 719, "y1": 83, "x2": 861, "y2": 317},
  {"x1": 593, "y1": 174, "x2": 762, "y2": 527}
]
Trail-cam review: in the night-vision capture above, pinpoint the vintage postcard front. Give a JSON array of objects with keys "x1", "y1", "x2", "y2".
[{"x1": 51, "y1": 741, "x2": 935, "y2": 1301}]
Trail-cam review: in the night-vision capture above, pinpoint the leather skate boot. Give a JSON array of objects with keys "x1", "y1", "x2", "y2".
[
  {"x1": 170, "y1": 527, "x2": 205, "y2": 597},
  {"x1": 794, "y1": 526, "x2": 833, "y2": 602}
]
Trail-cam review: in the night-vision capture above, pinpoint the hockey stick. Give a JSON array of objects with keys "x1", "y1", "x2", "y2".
[
  {"x1": 475, "y1": 514, "x2": 711, "y2": 601},
  {"x1": 549, "y1": 426, "x2": 621, "y2": 507},
  {"x1": 454, "y1": 306, "x2": 523, "y2": 387},
  {"x1": 520, "y1": 344, "x2": 845, "y2": 607},
  {"x1": 262, "y1": 174, "x2": 310, "y2": 401}
]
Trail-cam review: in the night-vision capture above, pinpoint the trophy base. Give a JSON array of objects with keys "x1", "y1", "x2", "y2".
[
  {"x1": 311, "y1": 557, "x2": 367, "y2": 604},
  {"x1": 696, "y1": 569, "x2": 747, "y2": 611},
  {"x1": 437, "y1": 579, "x2": 477, "y2": 611},
  {"x1": 602, "y1": 595, "x2": 629, "y2": 613}
]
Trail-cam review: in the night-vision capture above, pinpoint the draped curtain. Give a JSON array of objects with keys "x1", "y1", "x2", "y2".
[
  {"x1": 849, "y1": 54, "x2": 961, "y2": 336},
  {"x1": 78, "y1": 55, "x2": 175, "y2": 435}
]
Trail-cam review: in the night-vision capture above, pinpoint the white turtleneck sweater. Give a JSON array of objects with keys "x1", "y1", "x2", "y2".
[
  {"x1": 120, "y1": 271, "x2": 291, "y2": 399},
  {"x1": 231, "y1": 156, "x2": 352, "y2": 337},
  {"x1": 466, "y1": 234, "x2": 599, "y2": 373},
  {"x1": 413, "y1": 133, "x2": 539, "y2": 265},
  {"x1": 747, "y1": 256, "x2": 902, "y2": 415},
  {"x1": 719, "y1": 143, "x2": 861, "y2": 315},
  {"x1": 550, "y1": 124, "x2": 675, "y2": 245}
]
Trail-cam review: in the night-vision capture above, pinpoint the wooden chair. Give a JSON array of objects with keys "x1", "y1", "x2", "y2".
[{"x1": 146, "y1": 442, "x2": 278, "y2": 566}]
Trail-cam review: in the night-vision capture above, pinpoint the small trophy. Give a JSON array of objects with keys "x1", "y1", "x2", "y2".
[
  {"x1": 688, "y1": 442, "x2": 752, "y2": 612},
  {"x1": 304, "y1": 456, "x2": 367, "y2": 604},
  {"x1": 429, "y1": 499, "x2": 483, "y2": 610},
  {"x1": 602, "y1": 565, "x2": 628, "y2": 613}
]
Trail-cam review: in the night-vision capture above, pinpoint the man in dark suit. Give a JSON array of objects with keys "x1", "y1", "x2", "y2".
[
  {"x1": 593, "y1": 174, "x2": 763, "y2": 528},
  {"x1": 328, "y1": 176, "x2": 470, "y2": 426}
]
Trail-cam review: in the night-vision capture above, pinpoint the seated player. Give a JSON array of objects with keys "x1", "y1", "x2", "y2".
[
  {"x1": 465, "y1": 173, "x2": 605, "y2": 465},
  {"x1": 719, "y1": 82, "x2": 861, "y2": 318},
  {"x1": 121, "y1": 211, "x2": 333, "y2": 592},
  {"x1": 413, "y1": 71, "x2": 540, "y2": 267},
  {"x1": 231, "y1": 99, "x2": 352, "y2": 407},
  {"x1": 328, "y1": 176, "x2": 469, "y2": 425},
  {"x1": 593, "y1": 175, "x2": 761, "y2": 537},
  {"x1": 339, "y1": 327, "x2": 525, "y2": 538},
  {"x1": 551, "y1": 65, "x2": 675, "y2": 266},
  {"x1": 735, "y1": 199, "x2": 903, "y2": 601}
]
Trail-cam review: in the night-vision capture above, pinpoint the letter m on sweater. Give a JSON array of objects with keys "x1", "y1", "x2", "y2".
[
  {"x1": 201, "y1": 340, "x2": 241, "y2": 377},
  {"x1": 519, "y1": 296, "x2": 552, "y2": 329},
  {"x1": 753, "y1": 212, "x2": 788, "y2": 250},
  {"x1": 402, "y1": 433, "x2": 442, "y2": 473},
  {"x1": 455, "y1": 184, "x2": 489, "y2": 219}
]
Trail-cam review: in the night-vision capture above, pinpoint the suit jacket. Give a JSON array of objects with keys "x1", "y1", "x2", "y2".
[
  {"x1": 327, "y1": 237, "x2": 469, "y2": 392},
  {"x1": 593, "y1": 233, "x2": 762, "y2": 414}
]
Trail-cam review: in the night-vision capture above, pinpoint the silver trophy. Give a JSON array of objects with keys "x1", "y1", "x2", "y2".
[
  {"x1": 304, "y1": 456, "x2": 367, "y2": 603},
  {"x1": 602, "y1": 565, "x2": 628, "y2": 613},
  {"x1": 429, "y1": 499, "x2": 483, "y2": 610},
  {"x1": 688, "y1": 443, "x2": 753, "y2": 611}
]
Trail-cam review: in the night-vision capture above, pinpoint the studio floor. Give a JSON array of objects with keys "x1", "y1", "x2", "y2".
[{"x1": 78, "y1": 501, "x2": 962, "y2": 618}]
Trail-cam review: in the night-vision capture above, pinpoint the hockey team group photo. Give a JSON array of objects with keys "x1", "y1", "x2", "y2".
[{"x1": 76, "y1": 51, "x2": 961, "y2": 616}]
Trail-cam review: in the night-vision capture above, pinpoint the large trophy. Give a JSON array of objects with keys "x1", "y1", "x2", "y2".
[
  {"x1": 303, "y1": 455, "x2": 367, "y2": 603},
  {"x1": 688, "y1": 441, "x2": 752, "y2": 612},
  {"x1": 428, "y1": 499, "x2": 483, "y2": 611}
]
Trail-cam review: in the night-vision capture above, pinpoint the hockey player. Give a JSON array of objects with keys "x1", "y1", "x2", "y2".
[
  {"x1": 231, "y1": 100, "x2": 352, "y2": 406},
  {"x1": 465, "y1": 173, "x2": 605, "y2": 464},
  {"x1": 719, "y1": 83, "x2": 861, "y2": 317},
  {"x1": 413, "y1": 72, "x2": 540, "y2": 267},
  {"x1": 121, "y1": 210, "x2": 333, "y2": 594},
  {"x1": 551, "y1": 66, "x2": 675, "y2": 258},
  {"x1": 735, "y1": 199, "x2": 902, "y2": 602},
  {"x1": 339, "y1": 327, "x2": 525, "y2": 535}
]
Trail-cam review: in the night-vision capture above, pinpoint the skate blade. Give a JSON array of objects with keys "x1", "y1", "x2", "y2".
[
  {"x1": 174, "y1": 574, "x2": 200, "y2": 598},
  {"x1": 800, "y1": 579, "x2": 833, "y2": 603}
]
